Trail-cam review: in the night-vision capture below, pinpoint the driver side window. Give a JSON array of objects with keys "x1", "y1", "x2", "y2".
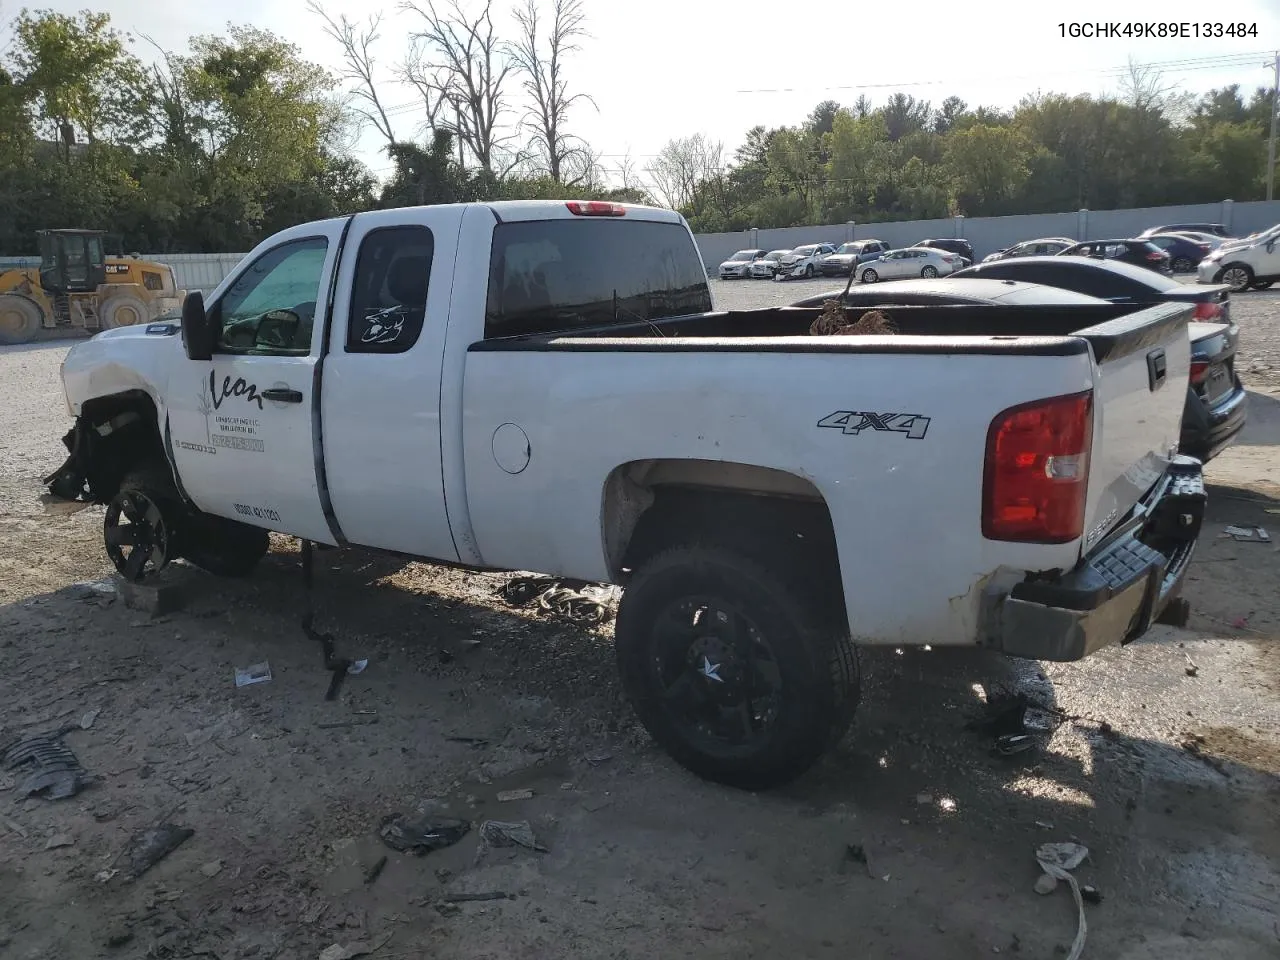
[{"x1": 213, "y1": 237, "x2": 329, "y2": 356}]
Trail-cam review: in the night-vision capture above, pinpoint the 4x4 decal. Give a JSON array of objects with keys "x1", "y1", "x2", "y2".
[{"x1": 817, "y1": 411, "x2": 931, "y2": 439}]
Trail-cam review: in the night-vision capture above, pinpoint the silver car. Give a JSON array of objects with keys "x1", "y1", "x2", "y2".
[
  {"x1": 750, "y1": 250, "x2": 792, "y2": 279},
  {"x1": 858, "y1": 247, "x2": 960, "y2": 283},
  {"x1": 718, "y1": 248, "x2": 768, "y2": 280}
]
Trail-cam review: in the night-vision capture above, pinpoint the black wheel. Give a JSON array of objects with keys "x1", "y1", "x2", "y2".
[
  {"x1": 1251, "y1": 280, "x2": 1274, "y2": 290},
  {"x1": 181, "y1": 514, "x2": 270, "y2": 577},
  {"x1": 615, "y1": 545, "x2": 859, "y2": 790},
  {"x1": 104, "y1": 466, "x2": 180, "y2": 582},
  {"x1": 1220, "y1": 264, "x2": 1253, "y2": 292},
  {"x1": 921, "y1": 265, "x2": 938, "y2": 278},
  {"x1": 804, "y1": 264, "x2": 814, "y2": 278},
  {"x1": 861, "y1": 268, "x2": 878, "y2": 284},
  {"x1": 1171, "y1": 257, "x2": 1194, "y2": 274}
]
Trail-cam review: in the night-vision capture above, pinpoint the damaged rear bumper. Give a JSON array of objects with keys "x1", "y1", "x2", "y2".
[{"x1": 997, "y1": 456, "x2": 1205, "y2": 662}]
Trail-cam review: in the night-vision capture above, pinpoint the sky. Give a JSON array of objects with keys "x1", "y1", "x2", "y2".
[{"x1": 8, "y1": 0, "x2": 1280, "y2": 190}]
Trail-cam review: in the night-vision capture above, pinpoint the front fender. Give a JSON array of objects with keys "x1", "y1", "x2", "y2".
[{"x1": 61, "y1": 324, "x2": 180, "y2": 419}]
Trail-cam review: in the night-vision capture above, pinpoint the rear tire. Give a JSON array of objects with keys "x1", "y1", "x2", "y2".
[
  {"x1": 181, "y1": 515, "x2": 270, "y2": 577},
  {"x1": 1251, "y1": 280, "x2": 1274, "y2": 290},
  {"x1": 100, "y1": 294, "x2": 148, "y2": 330},
  {"x1": 921, "y1": 265, "x2": 938, "y2": 278},
  {"x1": 1220, "y1": 264, "x2": 1253, "y2": 292},
  {"x1": 861, "y1": 269, "x2": 878, "y2": 284},
  {"x1": 615, "y1": 545, "x2": 859, "y2": 790},
  {"x1": 0, "y1": 294, "x2": 43, "y2": 346}
]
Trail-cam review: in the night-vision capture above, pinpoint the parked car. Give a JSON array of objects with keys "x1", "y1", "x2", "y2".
[
  {"x1": 773, "y1": 243, "x2": 837, "y2": 281},
  {"x1": 44, "y1": 199, "x2": 1205, "y2": 789},
  {"x1": 949, "y1": 256, "x2": 1244, "y2": 461},
  {"x1": 1139, "y1": 223, "x2": 1230, "y2": 239},
  {"x1": 1143, "y1": 233, "x2": 1213, "y2": 273},
  {"x1": 1059, "y1": 239, "x2": 1172, "y2": 275},
  {"x1": 717, "y1": 248, "x2": 768, "y2": 280},
  {"x1": 913, "y1": 238, "x2": 974, "y2": 266},
  {"x1": 1168, "y1": 230, "x2": 1228, "y2": 252},
  {"x1": 1196, "y1": 222, "x2": 1280, "y2": 292},
  {"x1": 790, "y1": 277, "x2": 1117, "y2": 308},
  {"x1": 750, "y1": 250, "x2": 792, "y2": 279},
  {"x1": 982, "y1": 238, "x2": 1075, "y2": 262},
  {"x1": 859, "y1": 247, "x2": 960, "y2": 283},
  {"x1": 818, "y1": 239, "x2": 890, "y2": 277}
]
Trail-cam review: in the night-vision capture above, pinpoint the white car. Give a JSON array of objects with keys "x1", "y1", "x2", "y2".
[
  {"x1": 858, "y1": 247, "x2": 960, "y2": 283},
  {"x1": 717, "y1": 248, "x2": 767, "y2": 280},
  {"x1": 750, "y1": 249, "x2": 792, "y2": 279},
  {"x1": 1197, "y1": 222, "x2": 1280, "y2": 291},
  {"x1": 773, "y1": 243, "x2": 837, "y2": 281},
  {"x1": 46, "y1": 199, "x2": 1203, "y2": 789}
]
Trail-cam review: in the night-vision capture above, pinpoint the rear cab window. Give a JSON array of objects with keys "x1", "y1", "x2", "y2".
[{"x1": 484, "y1": 218, "x2": 712, "y2": 339}]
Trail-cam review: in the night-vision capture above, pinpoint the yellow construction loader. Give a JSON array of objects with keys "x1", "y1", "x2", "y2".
[{"x1": 0, "y1": 229, "x2": 185, "y2": 346}]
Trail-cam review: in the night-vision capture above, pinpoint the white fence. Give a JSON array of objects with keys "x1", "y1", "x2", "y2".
[{"x1": 6, "y1": 197, "x2": 1280, "y2": 292}]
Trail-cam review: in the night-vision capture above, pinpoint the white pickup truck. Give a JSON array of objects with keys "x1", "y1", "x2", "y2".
[{"x1": 45, "y1": 200, "x2": 1206, "y2": 789}]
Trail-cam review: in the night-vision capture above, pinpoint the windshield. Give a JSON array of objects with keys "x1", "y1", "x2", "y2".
[
  {"x1": 794, "y1": 246, "x2": 817, "y2": 256},
  {"x1": 728, "y1": 250, "x2": 756, "y2": 261},
  {"x1": 765, "y1": 250, "x2": 788, "y2": 260},
  {"x1": 836, "y1": 243, "x2": 859, "y2": 254}
]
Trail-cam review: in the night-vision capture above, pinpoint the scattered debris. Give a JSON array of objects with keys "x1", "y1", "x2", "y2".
[
  {"x1": 318, "y1": 942, "x2": 375, "y2": 960},
  {"x1": 95, "y1": 869, "x2": 119, "y2": 883},
  {"x1": 200, "y1": 860, "x2": 223, "y2": 878},
  {"x1": 44, "y1": 834, "x2": 74, "y2": 850},
  {"x1": 1081, "y1": 885, "x2": 1103, "y2": 905},
  {"x1": 317, "y1": 718, "x2": 379, "y2": 730},
  {"x1": 498, "y1": 576, "x2": 619, "y2": 624},
  {"x1": 496, "y1": 788, "x2": 534, "y2": 802},
  {"x1": 585, "y1": 752, "x2": 613, "y2": 765},
  {"x1": 809, "y1": 302, "x2": 898, "y2": 336},
  {"x1": 363, "y1": 855, "x2": 387, "y2": 885},
  {"x1": 3, "y1": 731, "x2": 90, "y2": 800},
  {"x1": 234, "y1": 662, "x2": 273, "y2": 687},
  {"x1": 79, "y1": 708, "x2": 101, "y2": 730},
  {"x1": 1222, "y1": 525, "x2": 1271, "y2": 543},
  {"x1": 378, "y1": 812, "x2": 470, "y2": 855},
  {"x1": 347, "y1": 659, "x2": 369, "y2": 676},
  {"x1": 119, "y1": 823, "x2": 194, "y2": 880},
  {"x1": 844, "y1": 842, "x2": 877, "y2": 879},
  {"x1": 1034, "y1": 873, "x2": 1059, "y2": 896},
  {"x1": 994, "y1": 734, "x2": 1036, "y2": 757},
  {"x1": 478, "y1": 819, "x2": 546, "y2": 853},
  {"x1": 1184, "y1": 654, "x2": 1199, "y2": 678},
  {"x1": 1035, "y1": 843, "x2": 1089, "y2": 960},
  {"x1": 442, "y1": 891, "x2": 514, "y2": 903}
]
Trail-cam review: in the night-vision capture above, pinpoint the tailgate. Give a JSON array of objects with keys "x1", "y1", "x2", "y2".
[{"x1": 1076, "y1": 303, "x2": 1192, "y2": 551}]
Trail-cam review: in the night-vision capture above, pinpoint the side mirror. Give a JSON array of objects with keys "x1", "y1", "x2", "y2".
[{"x1": 181, "y1": 292, "x2": 214, "y2": 361}]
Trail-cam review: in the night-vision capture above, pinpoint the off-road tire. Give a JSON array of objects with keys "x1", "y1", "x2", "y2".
[
  {"x1": 100, "y1": 293, "x2": 149, "y2": 330},
  {"x1": 615, "y1": 544, "x2": 859, "y2": 790},
  {"x1": 0, "y1": 294, "x2": 43, "y2": 345}
]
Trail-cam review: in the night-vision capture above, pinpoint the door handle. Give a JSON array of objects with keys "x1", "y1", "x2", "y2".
[
  {"x1": 1146, "y1": 349, "x2": 1167, "y2": 391},
  {"x1": 262, "y1": 387, "x2": 303, "y2": 404}
]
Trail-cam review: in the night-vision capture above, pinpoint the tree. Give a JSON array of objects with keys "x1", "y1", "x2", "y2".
[
  {"x1": 647, "y1": 134, "x2": 723, "y2": 211},
  {"x1": 508, "y1": 0, "x2": 595, "y2": 184},
  {"x1": 402, "y1": 0, "x2": 516, "y2": 175},
  {"x1": 309, "y1": 1, "x2": 397, "y2": 147},
  {"x1": 945, "y1": 124, "x2": 1034, "y2": 215}
]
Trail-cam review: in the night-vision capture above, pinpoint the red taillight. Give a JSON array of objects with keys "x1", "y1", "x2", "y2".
[
  {"x1": 1198, "y1": 243, "x2": 1210, "y2": 251},
  {"x1": 1146, "y1": 252, "x2": 1165, "y2": 261},
  {"x1": 1192, "y1": 301, "x2": 1222, "y2": 321},
  {"x1": 982, "y1": 391, "x2": 1093, "y2": 543},
  {"x1": 1189, "y1": 360, "x2": 1210, "y2": 385},
  {"x1": 565, "y1": 201, "x2": 626, "y2": 217}
]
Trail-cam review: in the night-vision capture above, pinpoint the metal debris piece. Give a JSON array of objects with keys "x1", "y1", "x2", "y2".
[
  {"x1": 234, "y1": 662, "x2": 273, "y2": 687},
  {"x1": 45, "y1": 834, "x2": 75, "y2": 850},
  {"x1": 378, "y1": 812, "x2": 470, "y2": 855},
  {"x1": 443, "y1": 891, "x2": 513, "y2": 903},
  {"x1": 478, "y1": 820, "x2": 546, "y2": 853},
  {"x1": 121, "y1": 823, "x2": 194, "y2": 880},
  {"x1": 3, "y1": 731, "x2": 89, "y2": 800},
  {"x1": 496, "y1": 789, "x2": 533, "y2": 802},
  {"x1": 80, "y1": 708, "x2": 102, "y2": 729}
]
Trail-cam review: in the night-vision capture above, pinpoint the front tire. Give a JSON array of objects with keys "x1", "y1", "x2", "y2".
[
  {"x1": 921, "y1": 265, "x2": 938, "y2": 278},
  {"x1": 1251, "y1": 280, "x2": 1274, "y2": 290},
  {"x1": 615, "y1": 545, "x2": 859, "y2": 790},
  {"x1": 104, "y1": 464, "x2": 182, "y2": 582},
  {"x1": 1220, "y1": 264, "x2": 1254, "y2": 292},
  {"x1": 804, "y1": 264, "x2": 814, "y2": 279},
  {"x1": 861, "y1": 269, "x2": 878, "y2": 284},
  {"x1": 0, "y1": 294, "x2": 43, "y2": 346}
]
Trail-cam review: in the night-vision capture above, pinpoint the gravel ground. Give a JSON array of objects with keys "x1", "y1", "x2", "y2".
[{"x1": 2, "y1": 288, "x2": 1279, "y2": 959}]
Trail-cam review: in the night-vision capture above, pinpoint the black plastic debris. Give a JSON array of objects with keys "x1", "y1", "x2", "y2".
[
  {"x1": 3, "y1": 731, "x2": 89, "y2": 800},
  {"x1": 478, "y1": 820, "x2": 547, "y2": 853},
  {"x1": 379, "y1": 812, "x2": 471, "y2": 855},
  {"x1": 121, "y1": 823, "x2": 194, "y2": 880}
]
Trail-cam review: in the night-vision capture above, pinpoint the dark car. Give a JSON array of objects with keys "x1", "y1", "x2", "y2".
[
  {"x1": 1139, "y1": 223, "x2": 1230, "y2": 239},
  {"x1": 1144, "y1": 233, "x2": 1214, "y2": 273},
  {"x1": 948, "y1": 256, "x2": 1245, "y2": 461},
  {"x1": 818, "y1": 239, "x2": 891, "y2": 277},
  {"x1": 914, "y1": 238, "x2": 974, "y2": 266},
  {"x1": 1059, "y1": 239, "x2": 1172, "y2": 275}
]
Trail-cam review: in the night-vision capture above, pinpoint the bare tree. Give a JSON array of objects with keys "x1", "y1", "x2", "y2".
[
  {"x1": 615, "y1": 148, "x2": 642, "y2": 192},
  {"x1": 646, "y1": 134, "x2": 723, "y2": 210},
  {"x1": 1119, "y1": 57, "x2": 1194, "y2": 121},
  {"x1": 401, "y1": 0, "x2": 516, "y2": 175},
  {"x1": 308, "y1": 1, "x2": 397, "y2": 147},
  {"x1": 397, "y1": 36, "x2": 451, "y2": 136},
  {"x1": 508, "y1": 0, "x2": 595, "y2": 183}
]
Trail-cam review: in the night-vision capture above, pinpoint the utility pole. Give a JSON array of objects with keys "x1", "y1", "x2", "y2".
[{"x1": 1268, "y1": 51, "x2": 1279, "y2": 202}]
